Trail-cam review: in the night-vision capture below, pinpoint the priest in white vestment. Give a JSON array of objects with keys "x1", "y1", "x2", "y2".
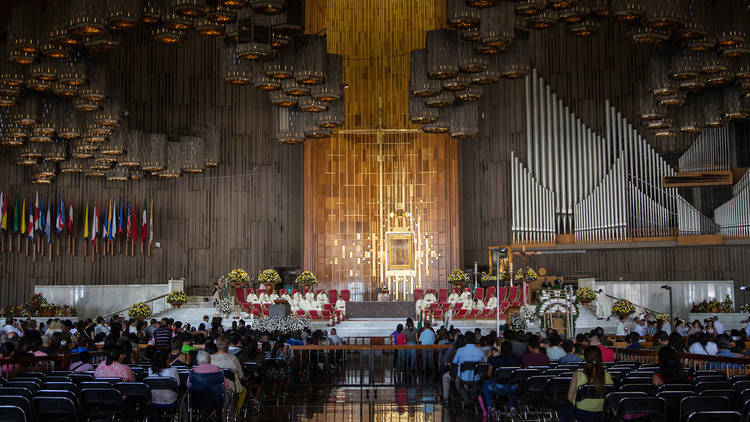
[
  {"x1": 246, "y1": 289, "x2": 259, "y2": 304},
  {"x1": 269, "y1": 290, "x2": 280, "y2": 302},
  {"x1": 447, "y1": 289, "x2": 460, "y2": 306},
  {"x1": 280, "y1": 291, "x2": 292, "y2": 303},
  {"x1": 415, "y1": 298, "x2": 424, "y2": 316},
  {"x1": 304, "y1": 288, "x2": 316, "y2": 302},
  {"x1": 335, "y1": 297, "x2": 346, "y2": 316},
  {"x1": 423, "y1": 290, "x2": 437, "y2": 305},
  {"x1": 317, "y1": 290, "x2": 329, "y2": 305},
  {"x1": 258, "y1": 289, "x2": 270, "y2": 304},
  {"x1": 486, "y1": 293, "x2": 498, "y2": 310},
  {"x1": 459, "y1": 288, "x2": 472, "y2": 303},
  {"x1": 594, "y1": 289, "x2": 611, "y2": 320},
  {"x1": 474, "y1": 298, "x2": 485, "y2": 311}
]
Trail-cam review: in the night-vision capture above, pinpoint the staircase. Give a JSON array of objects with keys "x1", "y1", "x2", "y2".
[{"x1": 152, "y1": 296, "x2": 218, "y2": 328}]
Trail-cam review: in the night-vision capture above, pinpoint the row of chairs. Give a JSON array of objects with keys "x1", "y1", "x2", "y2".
[{"x1": 414, "y1": 286, "x2": 526, "y2": 304}]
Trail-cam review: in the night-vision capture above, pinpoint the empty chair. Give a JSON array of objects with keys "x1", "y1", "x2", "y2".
[
  {"x1": 0, "y1": 377, "x2": 6, "y2": 387},
  {"x1": 545, "y1": 377, "x2": 572, "y2": 410},
  {"x1": 36, "y1": 389, "x2": 77, "y2": 402},
  {"x1": 618, "y1": 397, "x2": 666, "y2": 421},
  {"x1": 657, "y1": 391, "x2": 694, "y2": 422},
  {"x1": 694, "y1": 375, "x2": 728, "y2": 384},
  {"x1": 0, "y1": 388, "x2": 32, "y2": 401},
  {"x1": 5, "y1": 382, "x2": 38, "y2": 394},
  {"x1": 516, "y1": 375, "x2": 553, "y2": 412},
  {"x1": 117, "y1": 382, "x2": 152, "y2": 421},
  {"x1": 603, "y1": 391, "x2": 647, "y2": 419},
  {"x1": 41, "y1": 382, "x2": 76, "y2": 392},
  {"x1": 0, "y1": 396, "x2": 31, "y2": 421},
  {"x1": 16, "y1": 372, "x2": 44, "y2": 381},
  {"x1": 687, "y1": 411, "x2": 742, "y2": 422},
  {"x1": 49, "y1": 371, "x2": 72, "y2": 377},
  {"x1": 680, "y1": 396, "x2": 730, "y2": 422},
  {"x1": 694, "y1": 371, "x2": 726, "y2": 380},
  {"x1": 695, "y1": 381, "x2": 732, "y2": 392},
  {"x1": 659, "y1": 384, "x2": 694, "y2": 392},
  {"x1": 622, "y1": 376, "x2": 653, "y2": 385},
  {"x1": 79, "y1": 381, "x2": 114, "y2": 391},
  {"x1": 0, "y1": 405, "x2": 27, "y2": 422},
  {"x1": 732, "y1": 380, "x2": 750, "y2": 393},
  {"x1": 43, "y1": 376, "x2": 72, "y2": 384},
  {"x1": 79, "y1": 388, "x2": 123, "y2": 421},
  {"x1": 32, "y1": 396, "x2": 80, "y2": 422},
  {"x1": 67, "y1": 373, "x2": 94, "y2": 384},
  {"x1": 729, "y1": 375, "x2": 750, "y2": 384},
  {"x1": 619, "y1": 383, "x2": 656, "y2": 395},
  {"x1": 698, "y1": 389, "x2": 737, "y2": 408}
]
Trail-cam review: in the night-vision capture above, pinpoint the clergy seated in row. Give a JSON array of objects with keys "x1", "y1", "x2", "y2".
[
  {"x1": 447, "y1": 289, "x2": 460, "y2": 305},
  {"x1": 280, "y1": 291, "x2": 292, "y2": 303}
]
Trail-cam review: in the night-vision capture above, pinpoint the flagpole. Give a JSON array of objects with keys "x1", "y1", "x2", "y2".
[
  {"x1": 84, "y1": 238, "x2": 87, "y2": 257},
  {"x1": 17, "y1": 233, "x2": 20, "y2": 253},
  {"x1": 25, "y1": 236, "x2": 28, "y2": 256},
  {"x1": 49, "y1": 240, "x2": 52, "y2": 262},
  {"x1": 56, "y1": 235, "x2": 60, "y2": 256},
  {"x1": 41, "y1": 237, "x2": 44, "y2": 256},
  {"x1": 32, "y1": 239, "x2": 36, "y2": 262}
]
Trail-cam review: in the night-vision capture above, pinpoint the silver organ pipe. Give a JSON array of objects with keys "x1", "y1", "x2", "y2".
[
  {"x1": 678, "y1": 196, "x2": 720, "y2": 235},
  {"x1": 678, "y1": 126, "x2": 732, "y2": 172},
  {"x1": 715, "y1": 171, "x2": 750, "y2": 238},
  {"x1": 512, "y1": 72, "x2": 718, "y2": 245}
]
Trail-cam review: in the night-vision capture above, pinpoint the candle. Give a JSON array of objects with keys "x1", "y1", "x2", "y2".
[{"x1": 474, "y1": 261, "x2": 478, "y2": 274}]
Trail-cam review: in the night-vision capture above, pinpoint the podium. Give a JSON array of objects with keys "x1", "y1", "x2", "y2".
[
  {"x1": 269, "y1": 302, "x2": 291, "y2": 318},
  {"x1": 537, "y1": 289, "x2": 578, "y2": 338}
]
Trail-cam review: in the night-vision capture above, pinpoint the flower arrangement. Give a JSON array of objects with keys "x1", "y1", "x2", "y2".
[
  {"x1": 448, "y1": 269, "x2": 469, "y2": 284},
  {"x1": 226, "y1": 268, "x2": 250, "y2": 284},
  {"x1": 0, "y1": 294, "x2": 76, "y2": 317},
  {"x1": 296, "y1": 270, "x2": 318, "y2": 284},
  {"x1": 740, "y1": 303, "x2": 750, "y2": 313},
  {"x1": 611, "y1": 299, "x2": 636, "y2": 317},
  {"x1": 166, "y1": 290, "x2": 187, "y2": 307},
  {"x1": 216, "y1": 298, "x2": 235, "y2": 316},
  {"x1": 248, "y1": 315, "x2": 310, "y2": 333},
  {"x1": 128, "y1": 302, "x2": 152, "y2": 319},
  {"x1": 655, "y1": 313, "x2": 670, "y2": 323},
  {"x1": 258, "y1": 268, "x2": 281, "y2": 285},
  {"x1": 509, "y1": 311, "x2": 528, "y2": 331},
  {"x1": 690, "y1": 295, "x2": 734, "y2": 313},
  {"x1": 514, "y1": 267, "x2": 538, "y2": 281},
  {"x1": 481, "y1": 271, "x2": 511, "y2": 284},
  {"x1": 575, "y1": 287, "x2": 597, "y2": 304}
]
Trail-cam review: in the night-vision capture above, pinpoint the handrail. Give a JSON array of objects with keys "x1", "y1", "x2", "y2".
[
  {"x1": 103, "y1": 293, "x2": 170, "y2": 319},
  {"x1": 603, "y1": 293, "x2": 664, "y2": 316}
]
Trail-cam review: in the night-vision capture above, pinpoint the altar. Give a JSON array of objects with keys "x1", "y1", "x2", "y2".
[{"x1": 346, "y1": 301, "x2": 415, "y2": 319}]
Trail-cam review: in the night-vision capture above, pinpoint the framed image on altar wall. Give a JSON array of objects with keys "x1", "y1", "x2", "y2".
[{"x1": 387, "y1": 232, "x2": 414, "y2": 270}]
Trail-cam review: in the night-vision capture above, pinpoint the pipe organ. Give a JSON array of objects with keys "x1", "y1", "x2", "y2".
[
  {"x1": 678, "y1": 126, "x2": 735, "y2": 172},
  {"x1": 715, "y1": 171, "x2": 750, "y2": 238},
  {"x1": 511, "y1": 70, "x2": 717, "y2": 245}
]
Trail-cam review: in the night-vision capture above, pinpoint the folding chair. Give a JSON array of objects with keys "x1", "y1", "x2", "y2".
[
  {"x1": 619, "y1": 383, "x2": 656, "y2": 395},
  {"x1": 695, "y1": 381, "x2": 732, "y2": 392},
  {"x1": 117, "y1": 381, "x2": 153, "y2": 421},
  {"x1": 80, "y1": 387, "x2": 123, "y2": 421},
  {"x1": 604, "y1": 392, "x2": 647, "y2": 419},
  {"x1": 698, "y1": 389, "x2": 737, "y2": 408},
  {"x1": 680, "y1": 396, "x2": 730, "y2": 422},
  {"x1": 687, "y1": 411, "x2": 741, "y2": 422},
  {"x1": 183, "y1": 370, "x2": 232, "y2": 422},
  {"x1": 5, "y1": 381, "x2": 38, "y2": 394},
  {"x1": 43, "y1": 376, "x2": 72, "y2": 384},
  {"x1": 517, "y1": 375, "x2": 554, "y2": 419},
  {"x1": 0, "y1": 396, "x2": 32, "y2": 421},
  {"x1": 32, "y1": 396, "x2": 80, "y2": 422},
  {"x1": 0, "y1": 405, "x2": 27, "y2": 422},
  {"x1": 657, "y1": 391, "x2": 694, "y2": 422},
  {"x1": 618, "y1": 396, "x2": 665, "y2": 421}
]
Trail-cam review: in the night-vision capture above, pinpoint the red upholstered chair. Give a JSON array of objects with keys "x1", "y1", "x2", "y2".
[
  {"x1": 279, "y1": 288, "x2": 288, "y2": 296},
  {"x1": 431, "y1": 309, "x2": 443, "y2": 320},
  {"x1": 486, "y1": 287, "x2": 496, "y2": 301},
  {"x1": 508, "y1": 287, "x2": 521, "y2": 306},
  {"x1": 329, "y1": 290, "x2": 338, "y2": 303},
  {"x1": 252, "y1": 309, "x2": 261, "y2": 317},
  {"x1": 296, "y1": 310, "x2": 307, "y2": 318},
  {"x1": 438, "y1": 288, "x2": 448, "y2": 303},
  {"x1": 341, "y1": 290, "x2": 350, "y2": 301},
  {"x1": 309, "y1": 310, "x2": 324, "y2": 320},
  {"x1": 262, "y1": 303, "x2": 270, "y2": 310},
  {"x1": 480, "y1": 308, "x2": 493, "y2": 318},
  {"x1": 455, "y1": 309, "x2": 468, "y2": 319},
  {"x1": 235, "y1": 288, "x2": 246, "y2": 302},
  {"x1": 498, "y1": 287, "x2": 507, "y2": 302},
  {"x1": 429, "y1": 302, "x2": 440, "y2": 311},
  {"x1": 452, "y1": 302, "x2": 463, "y2": 311},
  {"x1": 262, "y1": 308, "x2": 269, "y2": 316},
  {"x1": 468, "y1": 309, "x2": 480, "y2": 319},
  {"x1": 323, "y1": 303, "x2": 334, "y2": 311},
  {"x1": 475, "y1": 287, "x2": 485, "y2": 302},
  {"x1": 413, "y1": 289, "x2": 424, "y2": 301},
  {"x1": 253, "y1": 303, "x2": 262, "y2": 310},
  {"x1": 441, "y1": 302, "x2": 450, "y2": 311},
  {"x1": 241, "y1": 303, "x2": 252, "y2": 312}
]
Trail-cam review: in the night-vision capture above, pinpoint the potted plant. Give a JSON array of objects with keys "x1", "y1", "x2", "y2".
[
  {"x1": 258, "y1": 268, "x2": 282, "y2": 291},
  {"x1": 167, "y1": 290, "x2": 187, "y2": 309},
  {"x1": 128, "y1": 302, "x2": 153, "y2": 321},
  {"x1": 295, "y1": 270, "x2": 318, "y2": 290},
  {"x1": 226, "y1": 268, "x2": 250, "y2": 287},
  {"x1": 448, "y1": 269, "x2": 469, "y2": 289},
  {"x1": 611, "y1": 299, "x2": 636, "y2": 317},
  {"x1": 575, "y1": 287, "x2": 597, "y2": 305}
]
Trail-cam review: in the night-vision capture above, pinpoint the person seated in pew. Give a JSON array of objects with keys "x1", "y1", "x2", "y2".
[
  {"x1": 258, "y1": 289, "x2": 271, "y2": 305},
  {"x1": 246, "y1": 288, "x2": 259, "y2": 304},
  {"x1": 269, "y1": 289, "x2": 280, "y2": 302},
  {"x1": 316, "y1": 290, "x2": 329, "y2": 305},
  {"x1": 447, "y1": 289, "x2": 460, "y2": 306}
]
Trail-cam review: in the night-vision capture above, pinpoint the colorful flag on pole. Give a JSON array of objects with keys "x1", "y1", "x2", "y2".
[
  {"x1": 118, "y1": 197, "x2": 123, "y2": 235},
  {"x1": 83, "y1": 203, "x2": 89, "y2": 240},
  {"x1": 68, "y1": 200, "x2": 73, "y2": 236},
  {"x1": 149, "y1": 200, "x2": 153, "y2": 244},
  {"x1": 102, "y1": 201, "x2": 109, "y2": 240},
  {"x1": 91, "y1": 201, "x2": 99, "y2": 244},
  {"x1": 126, "y1": 201, "x2": 131, "y2": 238},
  {"x1": 45, "y1": 202, "x2": 51, "y2": 243},
  {"x1": 28, "y1": 198, "x2": 34, "y2": 239},
  {"x1": 60, "y1": 195, "x2": 66, "y2": 233},
  {"x1": 141, "y1": 200, "x2": 147, "y2": 242},
  {"x1": 0, "y1": 192, "x2": 6, "y2": 231},
  {"x1": 13, "y1": 196, "x2": 18, "y2": 234},
  {"x1": 33, "y1": 191, "x2": 40, "y2": 232},
  {"x1": 132, "y1": 199, "x2": 137, "y2": 241},
  {"x1": 20, "y1": 198, "x2": 26, "y2": 236},
  {"x1": 56, "y1": 197, "x2": 63, "y2": 233},
  {"x1": 39, "y1": 196, "x2": 45, "y2": 235},
  {"x1": 110, "y1": 200, "x2": 116, "y2": 240}
]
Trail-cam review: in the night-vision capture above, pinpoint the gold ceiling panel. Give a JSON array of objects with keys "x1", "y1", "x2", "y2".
[{"x1": 306, "y1": 0, "x2": 447, "y2": 129}]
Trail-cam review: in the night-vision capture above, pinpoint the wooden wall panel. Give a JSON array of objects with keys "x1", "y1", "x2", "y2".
[{"x1": 0, "y1": 29, "x2": 302, "y2": 306}]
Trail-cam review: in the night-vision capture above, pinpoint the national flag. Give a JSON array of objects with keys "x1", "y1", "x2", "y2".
[
  {"x1": 83, "y1": 203, "x2": 89, "y2": 240},
  {"x1": 149, "y1": 200, "x2": 153, "y2": 244},
  {"x1": 33, "y1": 191, "x2": 40, "y2": 232},
  {"x1": 13, "y1": 196, "x2": 18, "y2": 234},
  {"x1": 20, "y1": 198, "x2": 25, "y2": 236},
  {"x1": 68, "y1": 200, "x2": 73, "y2": 236},
  {"x1": 56, "y1": 197, "x2": 63, "y2": 233},
  {"x1": 126, "y1": 201, "x2": 131, "y2": 237},
  {"x1": 91, "y1": 201, "x2": 99, "y2": 244},
  {"x1": 45, "y1": 202, "x2": 51, "y2": 243},
  {"x1": 110, "y1": 200, "x2": 116, "y2": 240},
  {"x1": 27, "y1": 198, "x2": 33, "y2": 239},
  {"x1": 39, "y1": 196, "x2": 45, "y2": 235},
  {"x1": 1, "y1": 192, "x2": 6, "y2": 231},
  {"x1": 60, "y1": 195, "x2": 66, "y2": 233},
  {"x1": 141, "y1": 200, "x2": 147, "y2": 242},
  {"x1": 118, "y1": 197, "x2": 123, "y2": 235},
  {"x1": 102, "y1": 201, "x2": 109, "y2": 240},
  {"x1": 132, "y1": 199, "x2": 137, "y2": 241}
]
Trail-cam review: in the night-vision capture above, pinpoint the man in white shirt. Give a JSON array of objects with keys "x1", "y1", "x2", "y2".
[
  {"x1": 634, "y1": 319, "x2": 647, "y2": 337},
  {"x1": 292, "y1": 290, "x2": 303, "y2": 304},
  {"x1": 713, "y1": 316, "x2": 724, "y2": 335},
  {"x1": 0, "y1": 318, "x2": 22, "y2": 338},
  {"x1": 616, "y1": 316, "x2": 627, "y2": 336},
  {"x1": 459, "y1": 288, "x2": 472, "y2": 303}
]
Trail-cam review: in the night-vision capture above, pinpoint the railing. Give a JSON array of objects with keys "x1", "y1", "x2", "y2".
[
  {"x1": 603, "y1": 293, "x2": 664, "y2": 315},
  {"x1": 103, "y1": 293, "x2": 170, "y2": 319},
  {"x1": 0, "y1": 351, "x2": 107, "y2": 379},
  {"x1": 289, "y1": 344, "x2": 452, "y2": 386},
  {"x1": 615, "y1": 348, "x2": 750, "y2": 377}
]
